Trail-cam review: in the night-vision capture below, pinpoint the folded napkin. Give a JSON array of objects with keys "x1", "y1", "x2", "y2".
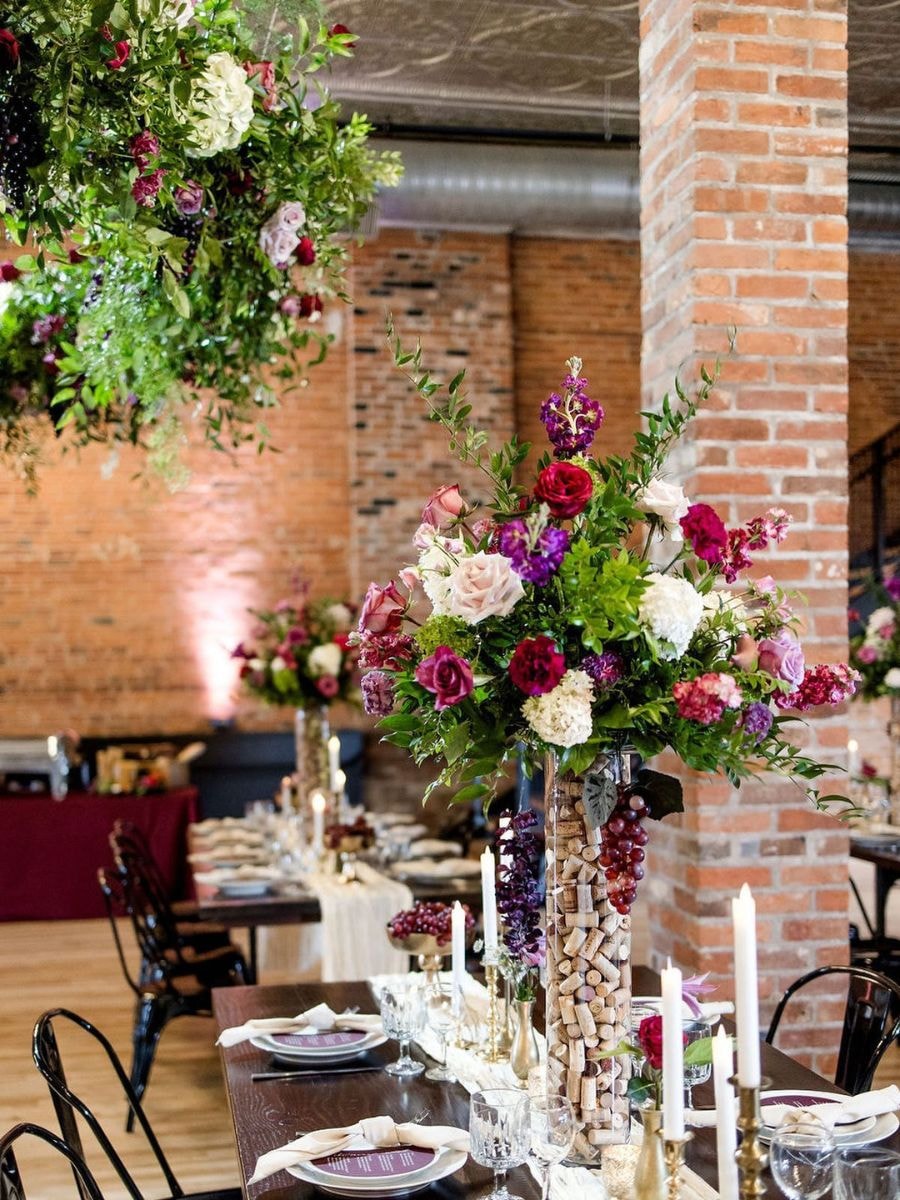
[
  {"x1": 217, "y1": 1002, "x2": 382, "y2": 1048},
  {"x1": 248, "y1": 1115, "x2": 469, "y2": 1184},
  {"x1": 407, "y1": 838, "x2": 463, "y2": 859},
  {"x1": 391, "y1": 857, "x2": 482, "y2": 879},
  {"x1": 193, "y1": 865, "x2": 279, "y2": 886},
  {"x1": 188, "y1": 844, "x2": 265, "y2": 863},
  {"x1": 768, "y1": 1084, "x2": 900, "y2": 1131}
]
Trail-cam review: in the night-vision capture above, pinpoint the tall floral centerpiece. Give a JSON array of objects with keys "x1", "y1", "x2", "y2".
[
  {"x1": 234, "y1": 588, "x2": 357, "y2": 799},
  {"x1": 356, "y1": 333, "x2": 857, "y2": 1160},
  {"x1": 850, "y1": 577, "x2": 900, "y2": 800}
]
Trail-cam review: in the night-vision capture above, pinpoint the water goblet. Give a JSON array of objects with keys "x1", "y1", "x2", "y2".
[
  {"x1": 469, "y1": 1088, "x2": 531, "y2": 1200},
  {"x1": 835, "y1": 1146, "x2": 900, "y2": 1200},
  {"x1": 529, "y1": 1095, "x2": 576, "y2": 1200},
  {"x1": 424, "y1": 984, "x2": 456, "y2": 1082},
  {"x1": 682, "y1": 1018, "x2": 714, "y2": 1107},
  {"x1": 769, "y1": 1120, "x2": 835, "y2": 1200},
  {"x1": 380, "y1": 984, "x2": 426, "y2": 1077}
]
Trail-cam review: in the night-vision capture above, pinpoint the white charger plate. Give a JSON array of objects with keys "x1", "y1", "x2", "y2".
[
  {"x1": 287, "y1": 1146, "x2": 467, "y2": 1196},
  {"x1": 250, "y1": 1030, "x2": 386, "y2": 1060},
  {"x1": 759, "y1": 1090, "x2": 895, "y2": 1145},
  {"x1": 217, "y1": 880, "x2": 273, "y2": 898}
]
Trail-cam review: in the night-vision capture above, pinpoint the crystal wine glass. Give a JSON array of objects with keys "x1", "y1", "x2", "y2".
[
  {"x1": 424, "y1": 984, "x2": 456, "y2": 1082},
  {"x1": 682, "y1": 1018, "x2": 713, "y2": 1107},
  {"x1": 769, "y1": 1121, "x2": 835, "y2": 1200},
  {"x1": 380, "y1": 984, "x2": 426, "y2": 1077},
  {"x1": 835, "y1": 1146, "x2": 900, "y2": 1200},
  {"x1": 469, "y1": 1088, "x2": 531, "y2": 1200},
  {"x1": 529, "y1": 1095, "x2": 576, "y2": 1200}
]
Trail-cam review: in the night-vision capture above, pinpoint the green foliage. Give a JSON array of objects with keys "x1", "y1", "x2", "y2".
[{"x1": 415, "y1": 615, "x2": 477, "y2": 660}]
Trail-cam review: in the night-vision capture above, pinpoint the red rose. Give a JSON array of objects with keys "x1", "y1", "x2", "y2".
[
  {"x1": 0, "y1": 262, "x2": 21, "y2": 282},
  {"x1": 637, "y1": 1013, "x2": 687, "y2": 1071},
  {"x1": 534, "y1": 462, "x2": 593, "y2": 520},
  {"x1": 328, "y1": 23, "x2": 357, "y2": 46},
  {"x1": 358, "y1": 581, "x2": 406, "y2": 635},
  {"x1": 415, "y1": 645, "x2": 474, "y2": 711},
  {"x1": 298, "y1": 293, "x2": 323, "y2": 320},
  {"x1": 508, "y1": 635, "x2": 566, "y2": 696},
  {"x1": 0, "y1": 29, "x2": 19, "y2": 68},
  {"x1": 106, "y1": 40, "x2": 130, "y2": 70},
  {"x1": 680, "y1": 503, "x2": 728, "y2": 564},
  {"x1": 295, "y1": 236, "x2": 316, "y2": 266}
]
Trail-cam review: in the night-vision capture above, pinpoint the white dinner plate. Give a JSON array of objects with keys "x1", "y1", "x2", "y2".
[
  {"x1": 217, "y1": 880, "x2": 272, "y2": 898},
  {"x1": 631, "y1": 996, "x2": 722, "y2": 1025},
  {"x1": 759, "y1": 1090, "x2": 889, "y2": 1145},
  {"x1": 286, "y1": 1145, "x2": 467, "y2": 1196},
  {"x1": 390, "y1": 858, "x2": 482, "y2": 881},
  {"x1": 250, "y1": 1030, "x2": 387, "y2": 1060}
]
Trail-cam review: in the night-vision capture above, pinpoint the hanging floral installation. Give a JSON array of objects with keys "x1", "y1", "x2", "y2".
[{"x1": 0, "y1": 0, "x2": 401, "y2": 483}]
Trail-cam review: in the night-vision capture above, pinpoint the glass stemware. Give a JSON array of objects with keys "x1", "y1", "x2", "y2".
[
  {"x1": 380, "y1": 984, "x2": 426, "y2": 1077},
  {"x1": 469, "y1": 1088, "x2": 531, "y2": 1200},
  {"x1": 529, "y1": 1096, "x2": 576, "y2": 1200},
  {"x1": 682, "y1": 1018, "x2": 713, "y2": 1107},
  {"x1": 768, "y1": 1121, "x2": 835, "y2": 1200},
  {"x1": 835, "y1": 1146, "x2": 900, "y2": 1200},
  {"x1": 424, "y1": 984, "x2": 456, "y2": 1082}
]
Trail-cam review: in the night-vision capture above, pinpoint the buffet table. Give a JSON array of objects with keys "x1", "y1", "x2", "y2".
[{"x1": 0, "y1": 787, "x2": 199, "y2": 920}]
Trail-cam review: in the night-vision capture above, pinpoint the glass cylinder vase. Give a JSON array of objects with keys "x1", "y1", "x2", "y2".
[
  {"x1": 294, "y1": 704, "x2": 331, "y2": 805},
  {"x1": 544, "y1": 746, "x2": 639, "y2": 1163}
]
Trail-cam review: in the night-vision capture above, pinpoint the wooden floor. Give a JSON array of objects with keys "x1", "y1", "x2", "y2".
[{"x1": 2, "y1": 884, "x2": 899, "y2": 1198}]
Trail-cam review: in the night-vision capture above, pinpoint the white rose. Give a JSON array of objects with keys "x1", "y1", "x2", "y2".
[
  {"x1": 259, "y1": 202, "x2": 308, "y2": 268},
  {"x1": 249, "y1": 658, "x2": 266, "y2": 672},
  {"x1": 866, "y1": 607, "x2": 896, "y2": 642},
  {"x1": 418, "y1": 537, "x2": 461, "y2": 616},
  {"x1": 445, "y1": 551, "x2": 525, "y2": 625},
  {"x1": 522, "y1": 670, "x2": 595, "y2": 748},
  {"x1": 636, "y1": 478, "x2": 690, "y2": 541},
  {"x1": 276, "y1": 201, "x2": 306, "y2": 230},
  {"x1": 270, "y1": 655, "x2": 287, "y2": 673},
  {"x1": 188, "y1": 52, "x2": 254, "y2": 157},
  {"x1": 885, "y1": 668, "x2": 900, "y2": 690},
  {"x1": 307, "y1": 643, "x2": 342, "y2": 678},
  {"x1": 639, "y1": 572, "x2": 705, "y2": 660},
  {"x1": 326, "y1": 603, "x2": 352, "y2": 630}
]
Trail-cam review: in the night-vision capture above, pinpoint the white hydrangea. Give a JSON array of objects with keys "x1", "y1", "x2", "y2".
[
  {"x1": 701, "y1": 588, "x2": 748, "y2": 630},
  {"x1": 522, "y1": 670, "x2": 595, "y2": 748},
  {"x1": 639, "y1": 572, "x2": 705, "y2": 660},
  {"x1": 326, "y1": 603, "x2": 352, "y2": 630},
  {"x1": 885, "y1": 667, "x2": 900, "y2": 690},
  {"x1": 417, "y1": 537, "x2": 460, "y2": 615},
  {"x1": 307, "y1": 643, "x2": 342, "y2": 678},
  {"x1": 187, "y1": 52, "x2": 254, "y2": 157}
]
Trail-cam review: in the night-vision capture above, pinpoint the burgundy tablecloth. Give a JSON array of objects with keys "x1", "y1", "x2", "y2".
[{"x1": 0, "y1": 788, "x2": 199, "y2": 920}]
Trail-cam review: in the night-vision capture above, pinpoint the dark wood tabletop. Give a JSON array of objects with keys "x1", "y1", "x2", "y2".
[
  {"x1": 849, "y1": 835, "x2": 900, "y2": 937},
  {"x1": 212, "y1": 967, "x2": 898, "y2": 1199}
]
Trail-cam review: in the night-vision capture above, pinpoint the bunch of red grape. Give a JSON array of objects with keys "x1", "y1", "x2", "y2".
[
  {"x1": 387, "y1": 901, "x2": 475, "y2": 947},
  {"x1": 598, "y1": 786, "x2": 650, "y2": 915}
]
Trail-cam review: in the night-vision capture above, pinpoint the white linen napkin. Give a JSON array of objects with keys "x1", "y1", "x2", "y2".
[
  {"x1": 248, "y1": 1115, "x2": 469, "y2": 1184},
  {"x1": 768, "y1": 1084, "x2": 900, "y2": 1131},
  {"x1": 216, "y1": 1002, "x2": 382, "y2": 1048},
  {"x1": 193, "y1": 865, "x2": 279, "y2": 886},
  {"x1": 407, "y1": 838, "x2": 463, "y2": 858}
]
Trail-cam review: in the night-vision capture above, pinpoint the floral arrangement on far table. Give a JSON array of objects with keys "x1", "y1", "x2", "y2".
[
  {"x1": 355, "y1": 331, "x2": 857, "y2": 817},
  {"x1": 849, "y1": 577, "x2": 900, "y2": 699},
  {"x1": 233, "y1": 588, "x2": 358, "y2": 709},
  {"x1": 0, "y1": 0, "x2": 400, "y2": 482}
]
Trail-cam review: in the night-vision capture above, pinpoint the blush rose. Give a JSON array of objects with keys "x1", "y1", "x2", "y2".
[
  {"x1": 445, "y1": 552, "x2": 525, "y2": 625},
  {"x1": 422, "y1": 484, "x2": 466, "y2": 529},
  {"x1": 358, "y1": 581, "x2": 406, "y2": 635},
  {"x1": 758, "y1": 632, "x2": 805, "y2": 689}
]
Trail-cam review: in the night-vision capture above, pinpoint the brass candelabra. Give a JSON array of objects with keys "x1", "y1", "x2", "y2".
[
  {"x1": 663, "y1": 1132, "x2": 692, "y2": 1200},
  {"x1": 734, "y1": 1080, "x2": 768, "y2": 1200},
  {"x1": 481, "y1": 958, "x2": 503, "y2": 1062}
]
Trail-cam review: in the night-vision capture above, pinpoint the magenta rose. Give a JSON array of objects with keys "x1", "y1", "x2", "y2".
[
  {"x1": 0, "y1": 29, "x2": 20, "y2": 68},
  {"x1": 295, "y1": 236, "x2": 316, "y2": 266},
  {"x1": 0, "y1": 262, "x2": 21, "y2": 282},
  {"x1": 174, "y1": 180, "x2": 204, "y2": 216},
  {"x1": 422, "y1": 484, "x2": 466, "y2": 529},
  {"x1": 758, "y1": 632, "x2": 805, "y2": 689},
  {"x1": 131, "y1": 169, "x2": 166, "y2": 208},
  {"x1": 315, "y1": 675, "x2": 339, "y2": 698},
  {"x1": 680, "y1": 503, "x2": 728, "y2": 564},
  {"x1": 886, "y1": 577, "x2": 900, "y2": 602},
  {"x1": 508, "y1": 636, "x2": 566, "y2": 696},
  {"x1": 857, "y1": 645, "x2": 879, "y2": 665},
  {"x1": 358, "y1": 581, "x2": 406, "y2": 635},
  {"x1": 130, "y1": 130, "x2": 160, "y2": 173},
  {"x1": 637, "y1": 1015, "x2": 665, "y2": 1071},
  {"x1": 415, "y1": 646, "x2": 474, "y2": 711},
  {"x1": 533, "y1": 462, "x2": 593, "y2": 520}
]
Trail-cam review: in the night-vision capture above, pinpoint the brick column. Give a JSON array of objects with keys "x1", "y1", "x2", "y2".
[{"x1": 638, "y1": 1, "x2": 850, "y2": 1072}]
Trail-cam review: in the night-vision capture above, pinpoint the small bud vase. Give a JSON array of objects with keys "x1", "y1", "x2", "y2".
[
  {"x1": 633, "y1": 1107, "x2": 666, "y2": 1200},
  {"x1": 509, "y1": 998, "x2": 540, "y2": 1083}
]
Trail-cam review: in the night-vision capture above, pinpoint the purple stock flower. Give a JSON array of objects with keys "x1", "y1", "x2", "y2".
[
  {"x1": 498, "y1": 519, "x2": 570, "y2": 586},
  {"x1": 886, "y1": 577, "x2": 900, "y2": 603},
  {"x1": 742, "y1": 701, "x2": 773, "y2": 743},
  {"x1": 582, "y1": 651, "x2": 624, "y2": 690},
  {"x1": 361, "y1": 670, "x2": 395, "y2": 717},
  {"x1": 539, "y1": 370, "x2": 604, "y2": 458},
  {"x1": 496, "y1": 810, "x2": 545, "y2": 973}
]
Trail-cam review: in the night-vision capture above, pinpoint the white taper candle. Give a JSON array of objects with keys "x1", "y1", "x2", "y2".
[
  {"x1": 311, "y1": 790, "x2": 326, "y2": 854},
  {"x1": 327, "y1": 735, "x2": 341, "y2": 792},
  {"x1": 451, "y1": 901, "x2": 466, "y2": 1003},
  {"x1": 713, "y1": 1026, "x2": 739, "y2": 1200},
  {"x1": 732, "y1": 883, "x2": 761, "y2": 1088},
  {"x1": 480, "y1": 848, "x2": 498, "y2": 956},
  {"x1": 661, "y1": 959, "x2": 685, "y2": 1140}
]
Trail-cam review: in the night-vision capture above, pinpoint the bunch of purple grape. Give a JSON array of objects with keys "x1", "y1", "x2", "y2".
[
  {"x1": 387, "y1": 901, "x2": 475, "y2": 947},
  {"x1": 598, "y1": 786, "x2": 650, "y2": 915}
]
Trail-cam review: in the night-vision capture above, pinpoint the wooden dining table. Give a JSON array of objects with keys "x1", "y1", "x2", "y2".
[
  {"x1": 212, "y1": 966, "x2": 898, "y2": 1199},
  {"x1": 850, "y1": 834, "x2": 900, "y2": 938}
]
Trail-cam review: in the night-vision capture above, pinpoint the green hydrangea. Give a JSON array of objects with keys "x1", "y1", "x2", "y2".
[{"x1": 415, "y1": 616, "x2": 477, "y2": 660}]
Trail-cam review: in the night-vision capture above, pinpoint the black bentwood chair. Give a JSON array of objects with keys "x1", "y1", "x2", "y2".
[
  {"x1": 765, "y1": 963, "x2": 900, "y2": 1094},
  {"x1": 97, "y1": 865, "x2": 248, "y2": 1128},
  {"x1": 32, "y1": 1009, "x2": 241, "y2": 1200},
  {"x1": 0, "y1": 1121, "x2": 106, "y2": 1200}
]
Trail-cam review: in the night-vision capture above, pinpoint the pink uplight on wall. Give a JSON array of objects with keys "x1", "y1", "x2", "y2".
[{"x1": 182, "y1": 571, "x2": 259, "y2": 723}]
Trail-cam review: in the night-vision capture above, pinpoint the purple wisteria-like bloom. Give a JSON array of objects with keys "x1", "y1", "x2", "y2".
[
  {"x1": 742, "y1": 701, "x2": 773, "y2": 743},
  {"x1": 582, "y1": 651, "x2": 624, "y2": 690},
  {"x1": 539, "y1": 369, "x2": 604, "y2": 459},
  {"x1": 496, "y1": 811, "x2": 545, "y2": 972},
  {"x1": 498, "y1": 519, "x2": 570, "y2": 587},
  {"x1": 361, "y1": 669, "x2": 395, "y2": 717}
]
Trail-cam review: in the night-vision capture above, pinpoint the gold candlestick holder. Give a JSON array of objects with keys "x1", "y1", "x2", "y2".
[
  {"x1": 498, "y1": 972, "x2": 514, "y2": 1054},
  {"x1": 734, "y1": 1079, "x2": 769, "y2": 1199},
  {"x1": 480, "y1": 958, "x2": 503, "y2": 1062},
  {"x1": 663, "y1": 1132, "x2": 692, "y2": 1200}
]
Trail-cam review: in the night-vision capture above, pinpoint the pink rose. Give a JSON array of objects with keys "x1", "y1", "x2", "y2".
[
  {"x1": 414, "y1": 522, "x2": 440, "y2": 549},
  {"x1": 415, "y1": 646, "x2": 474, "y2": 710},
  {"x1": 315, "y1": 675, "x2": 339, "y2": 698},
  {"x1": 758, "y1": 632, "x2": 805, "y2": 689},
  {"x1": 732, "y1": 634, "x2": 758, "y2": 672},
  {"x1": 174, "y1": 179, "x2": 204, "y2": 215},
  {"x1": 398, "y1": 566, "x2": 422, "y2": 595},
  {"x1": 857, "y1": 645, "x2": 879, "y2": 665},
  {"x1": 358, "y1": 581, "x2": 406, "y2": 634},
  {"x1": 445, "y1": 552, "x2": 525, "y2": 625},
  {"x1": 422, "y1": 484, "x2": 466, "y2": 529}
]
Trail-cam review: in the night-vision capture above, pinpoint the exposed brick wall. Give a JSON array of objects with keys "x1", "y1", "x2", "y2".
[
  {"x1": 638, "y1": 0, "x2": 851, "y2": 1074},
  {"x1": 848, "y1": 245, "x2": 900, "y2": 455}
]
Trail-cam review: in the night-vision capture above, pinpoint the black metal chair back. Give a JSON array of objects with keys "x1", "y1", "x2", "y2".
[
  {"x1": 110, "y1": 822, "x2": 174, "y2": 903},
  {"x1": 766, "y1": 963, "x2": 900, "y2": 1093},
  {"x1": 0, "y1": 1122, "x2": 105, "y2": 1200},
  {"x1": 32, "y1": 1009, "x2": 184, "y2": 1200}
]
